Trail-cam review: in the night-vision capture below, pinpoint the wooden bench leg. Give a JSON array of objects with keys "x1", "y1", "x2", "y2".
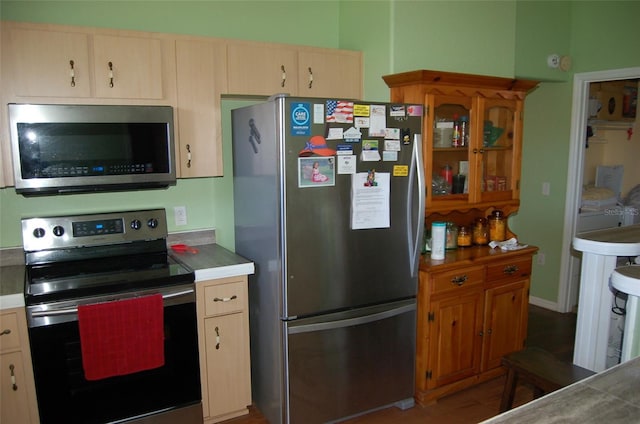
[{"x1": 499, "y1": 367, "x2": 518, "y2": 413}]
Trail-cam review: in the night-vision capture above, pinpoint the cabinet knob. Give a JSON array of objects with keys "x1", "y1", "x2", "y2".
[
  {"x1": 307, "y1": 67, "x2": 313, "y2": 89},
  {"x1": 186, "y1": 144, "x2": 192, "y2": 168},
  {"x1": 215, "y1": 326, "x2": 221, "y2": 350},
  {"x1": 213, "y1": 295, "x2": 237, "y2": 302},
  {"x1": 0, "y1": 329, "x2": 11, "y2": 336},
  {"x1": 281, "y1": 65, "x2": 287, "y2": 87}
]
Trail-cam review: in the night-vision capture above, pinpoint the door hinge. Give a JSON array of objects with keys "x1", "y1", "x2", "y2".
[
  {"x1": 428, "y1": 312, "x2": 435, "y2": 322},
  {"x1": 426, "y1": 370, "x2": 432, "y2": 380}
]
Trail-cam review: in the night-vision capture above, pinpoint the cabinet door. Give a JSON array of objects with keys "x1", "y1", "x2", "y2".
[
  {"x1": 176, "y1": 39, "x2": 227, "y2": 177},
  {"x1": 296, "y1": 49, "x2": 362, "y2": 99},
  {"x1": 93, "y1": 34, "x2": 164, "y2": 99},
  {"x1": 1, "y1": 352, "x2": 34, "y2": 424},
  {"x1": 482, "y1": 279, "x2": 529, "y2": 370},
  {"x1": 203, "y1": 313, "x2": 251, "y2": 420},
  {"x1": 426, "y1": 94, "x2": 473, "y2": 210},
  {"x1": 7, "y1": 27, "x2": 91, "y2": 98},
  {"x1": 477, "y1": 98, "x2": 523, "y2": 203},
  {"x1": 227, "y1": 42, "x2": 298, "y2": 96},
  {"x1": 425, "y1": 290, "x2": 483, "y2": 389}
]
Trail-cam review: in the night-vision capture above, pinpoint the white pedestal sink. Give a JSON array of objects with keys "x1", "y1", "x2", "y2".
[
  {"x1": 572, "y1": 224, "x2": 640, "y2": 372},
  {"x1": 610, "y1": 265, "x2": 640, "y2": 362}
]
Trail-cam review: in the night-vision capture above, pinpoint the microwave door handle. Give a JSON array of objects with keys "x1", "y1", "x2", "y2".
[{"x1": 30, "y1": 288, "x2": 194, "y2": 317}]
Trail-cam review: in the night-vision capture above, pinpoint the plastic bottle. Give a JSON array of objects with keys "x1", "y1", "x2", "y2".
[
  {"x1": 459, "y1": 116, "x2": 469, "y2": 147},
  {"x1": 431, "y1": 222, "x2": 446, "y2": 260},
  {"x1": 451, "y1": 114, "x2": 461, "y2": 147}
]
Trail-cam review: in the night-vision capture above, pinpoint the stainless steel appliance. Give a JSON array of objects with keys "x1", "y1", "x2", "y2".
[
  {"x1": 231, "y1": 95, "x2": 424, "y2": 423},
  {"x1": 22, "y1": 209, "x2": 201, "y2": 424},
  {"x1": 9, "y1": 104, "x2": 176, "y2": 195}
]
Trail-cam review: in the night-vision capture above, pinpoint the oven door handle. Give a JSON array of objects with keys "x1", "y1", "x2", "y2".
[{"x1": 30, "y1": 288, "x2": 195, "y2": 318}]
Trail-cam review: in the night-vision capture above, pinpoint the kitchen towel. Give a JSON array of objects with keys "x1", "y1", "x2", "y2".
[{"x1": 78, "y1": 294, "x2": 165, "y2": 381}]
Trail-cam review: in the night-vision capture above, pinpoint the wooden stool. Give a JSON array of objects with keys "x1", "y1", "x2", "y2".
[{"x1": 499, "y1": 347, "x2": 596, "y2": 412}]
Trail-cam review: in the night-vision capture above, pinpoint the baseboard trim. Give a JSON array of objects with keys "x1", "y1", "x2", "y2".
[{"x1": 529, "y1": 296, "x2": 559, "y2": 312}]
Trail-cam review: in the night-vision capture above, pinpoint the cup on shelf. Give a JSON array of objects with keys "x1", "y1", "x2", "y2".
[{"x1": 452, "y1": 174, "x2": 466, "y2": 194}]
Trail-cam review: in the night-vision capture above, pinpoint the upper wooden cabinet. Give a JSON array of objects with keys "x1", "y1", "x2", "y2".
[
  {"x1": 383, "y1": 70, "x2": 538, "y2": 217},
  {"x1": 4, "y1": 24, "x2": 170, "y2": 101},
  {"x1": 227, "y1": 41, "x2": 362, "y2": 100},
  {"x1": 175, "y1": 39, "x2": 227, "y2": 177}
]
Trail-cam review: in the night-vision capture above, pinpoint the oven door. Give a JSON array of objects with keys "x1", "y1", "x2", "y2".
[{"x1": 27, "y1": 284, "x2": 201, "y2": 424}]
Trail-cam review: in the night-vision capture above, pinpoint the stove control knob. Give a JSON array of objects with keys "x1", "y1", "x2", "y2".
[
  {"x1": 52, "y1": 226, "x2": 65, "y2": 237},
  {"x1": 130, "y1": 219, "x2": 142, "y2": 230},
  {"x1": 147, "y1": 218, "x2": 158, "y2": 229},
  {"x1": 33, "y1": 228, "x2": 45, "y2": 238}
]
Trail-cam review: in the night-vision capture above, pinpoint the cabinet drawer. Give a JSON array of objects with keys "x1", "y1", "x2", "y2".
[
  {"x1": 203, "y1": 280, "x2": 247, "y2": 317},
  {"x1": 0, "y1": 312, "x2": 21, "y2": 352},
  {"x1": 486, "y1": 257, "x2": 532, "y2": 283},
  {"x1": 431, "y1": 266, "x2": 484, "y2": 294}
]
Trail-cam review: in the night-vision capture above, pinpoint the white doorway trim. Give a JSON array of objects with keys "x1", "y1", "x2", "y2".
[{"x1": 558, "y1": 67, "x2": 640, "y2": 313}]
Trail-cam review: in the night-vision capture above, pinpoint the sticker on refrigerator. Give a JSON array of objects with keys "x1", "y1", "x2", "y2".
[
  {"x1": 384, "y1": 128, "x2": 400, "y2": 140},
  {"x1": 336, "y1": 144, "x2": 353, "y2": 155},
  {"x1": 382, "y1": 151, "x2": 398, "y2": 162},
  {"x1": 326, "y1": 127, "x2": 343, "y2": 140},
  {"x1": 354, "y1": 117, "x2": 370, "y2": 128},
  {"x1": 313, "y1": 103, "x2": 325, "y2": 124},
  {"x1": 393, "y1": 165, "x2": 409, "y2": 177},
  {"x1": 384, "y1": 139, "x2": 401, "y2": 151},
  {"x1": 326, "y1": 100, "x2": 354, "y2": 123},
  {"x1": 390, "y1": 105, "x2": 406, "y2": 117},
  {"x1": 298, "y1": 157, "x2": 335, "y2": 188},
  {"x1": 351, "y1": 171, "x2": 390, "y2": 230},
  {"x1": 354, "y1": 104, "x2": 370, "y2": 116},
  {"x1": 407, "y1": 105, "x2": 423, "y2": 117},
  {"x1": 291, "y1": 103, "x2": 311, "y2": 136}
]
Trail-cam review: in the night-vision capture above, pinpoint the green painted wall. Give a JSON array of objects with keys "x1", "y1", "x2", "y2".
[{"x1": 1, "y1": 0, "x2": 639, "y2": 306}]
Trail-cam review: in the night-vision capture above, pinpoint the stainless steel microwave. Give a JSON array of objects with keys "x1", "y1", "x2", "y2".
[{"x1": 8, "y1": 103, "x2": 176, "y2": 195}]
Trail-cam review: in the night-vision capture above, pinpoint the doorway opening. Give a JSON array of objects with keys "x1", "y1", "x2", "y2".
[{"x1": 558, "y1": 67, "x2": 640, "y2": 314}]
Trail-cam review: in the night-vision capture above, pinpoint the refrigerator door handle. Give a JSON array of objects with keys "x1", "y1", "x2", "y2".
[
  {"x1": 287, "y1": 302, "x2": 416, "y2": 335},
  {"x1": 408, "y1": 134, "x2": 425, "y2": 278}
]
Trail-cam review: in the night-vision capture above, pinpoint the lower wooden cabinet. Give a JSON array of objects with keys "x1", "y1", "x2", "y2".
[
  {"x1": 416, "y1": 248, "x2": 535, "y2": 405},
  {"x1": 196, "y1": 276, "x2": 251, "y2": 423},
  {"x1": 0, "y1": 307, "x2": 39, "y2": 424}
]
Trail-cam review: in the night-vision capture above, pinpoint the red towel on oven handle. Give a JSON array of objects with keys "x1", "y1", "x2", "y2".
[{"x1": 78, "y1": 293, "x2": 165, "y2": 381}]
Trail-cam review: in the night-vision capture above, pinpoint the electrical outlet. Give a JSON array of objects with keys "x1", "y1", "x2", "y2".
[
  {"x1": 537, "y1": 252, "x2": 545, "y2": 266},
  {"x1": 542, "y1": 182, "x2": 550, "y2": 196},
  {"x1": 174, "y1": 206, "x2": 187, "y2": 226}
]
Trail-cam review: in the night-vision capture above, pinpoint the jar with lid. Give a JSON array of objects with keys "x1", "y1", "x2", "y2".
[
  {"x1": 488, "y1": 210, "x2": 506, "y2": 242},
  {"x1": 457, "y1": 225, "x2": 472, "y2": 247},
  {"x1": 445, "y1": 222, "x2": 458, "y2": 249},
  {"x1": 472, "y1": 217, "x2": 488, "y2": 245}
]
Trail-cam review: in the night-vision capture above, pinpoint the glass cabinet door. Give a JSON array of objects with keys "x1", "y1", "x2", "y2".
[
  {"x1": 477, "y1": 98, "x2": 522, "y2": 203},
  {"x1": 426, "y1": 95, "x2": 472, "y2": 208}
]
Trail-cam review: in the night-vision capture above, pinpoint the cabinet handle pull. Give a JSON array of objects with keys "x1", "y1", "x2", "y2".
[
  {"x1": 308, "y1": 67, "x2": 313, "y2": 89},
  {"x1": 0, "y1": 329, "x2": 11, "y2": 336},
  {"x1": 213, "y1": 295, "x2": 237, "y2": 302},
  {"x1": 450, "y1": 275, "x2": 468, "y2": 286},
  {"x1": 69, "y1": 60, "x2": 76, "y2": 87},
  {"x1": 108, "y1": 61, "x2": 114, "y2": 88},
  {"x1": 215, "y1": 326, "x2": 221, "y2": 350},
  {"x1": 503, "y1": 265, "x2": 519, "y2": 275},
  {"x1": 9, "y1": 364, "x2": 17, "y2": 391},
  {"x1": 472, "y1": 148, "x2": 485, "y2": 154},
  {"x1": 186, "y1": 144, "x2": 192, "y2": 168},
  {"x1": 281, "y1": 65, "x2": 286, "y2": 87}
]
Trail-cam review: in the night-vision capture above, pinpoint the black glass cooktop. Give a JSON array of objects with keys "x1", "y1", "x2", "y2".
[{"x1": 24, "y1": 252, "x2": 194, "y2": 305}]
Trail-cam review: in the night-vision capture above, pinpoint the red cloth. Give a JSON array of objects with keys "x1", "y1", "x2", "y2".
[{"x1": 78, "y1": 294, "x2": 165, "y2": 381}]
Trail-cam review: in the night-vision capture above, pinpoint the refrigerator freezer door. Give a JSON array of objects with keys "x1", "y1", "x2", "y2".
[{"x1": 286, "y1": 299, "x2": 416, "y2": 424}]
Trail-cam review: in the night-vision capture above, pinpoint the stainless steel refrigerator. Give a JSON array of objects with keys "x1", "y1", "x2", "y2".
[{"x1": 231, "y1": 95, "x2": 424, "y2": 424}]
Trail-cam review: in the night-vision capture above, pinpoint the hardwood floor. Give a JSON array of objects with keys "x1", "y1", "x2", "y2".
[{"x1": 223, "y1": 305, "x2": 577, "y2": 424}]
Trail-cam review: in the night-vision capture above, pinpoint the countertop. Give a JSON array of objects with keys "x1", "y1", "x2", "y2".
[
  {"x1": 168, "y1": 243, "x2": 254, "y2": 281},
  {"x1": 480, "y1": 355, "x2": 640, "y2": 423},
  {"x1": 573, "y1": 223, "x2": 640, "y2": 256},
  {"x1": 0, "y1": 243, "x2": 254, "y2": 310}
]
